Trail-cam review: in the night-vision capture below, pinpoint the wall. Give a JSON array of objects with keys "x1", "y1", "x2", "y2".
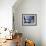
[
  {"x1": 0, "y1": 0, "x2": 16, "y2": 30},
  {"x1": 41, "y1": 0, "x2": 46, "y2": 46},
  {"x1": 13, "y1": 0, "x2": 41, "y2": 46}
]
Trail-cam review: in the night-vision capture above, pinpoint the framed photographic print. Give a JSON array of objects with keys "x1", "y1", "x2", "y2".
[{"x1": 22, "y1": 14, "x2": 37, "y2": 26}]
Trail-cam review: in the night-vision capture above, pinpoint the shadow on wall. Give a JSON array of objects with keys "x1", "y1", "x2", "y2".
[{"x1": 12, "y1": 0, "x2": 41, "y2": 46}]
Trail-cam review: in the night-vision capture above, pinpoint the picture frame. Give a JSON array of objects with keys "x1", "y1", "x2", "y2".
[{"x1": 22, "y1": 14, "x2": 37, "y2": 26}]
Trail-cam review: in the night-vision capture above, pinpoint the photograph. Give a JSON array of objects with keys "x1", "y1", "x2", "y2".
[{"x1": 22, "y1": 14, "x2": 37, "y2": 26}]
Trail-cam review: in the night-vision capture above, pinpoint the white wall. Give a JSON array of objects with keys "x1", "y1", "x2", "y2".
[
  {"x1": 13, "y1": 0, "x2": 41, "y2": 46},
  {"x1": 41, "y1": 0, "x2": 46, "y2": 46},
  {"x1": 0, "y1": 0, "x2": 16, "y2": 30}
]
